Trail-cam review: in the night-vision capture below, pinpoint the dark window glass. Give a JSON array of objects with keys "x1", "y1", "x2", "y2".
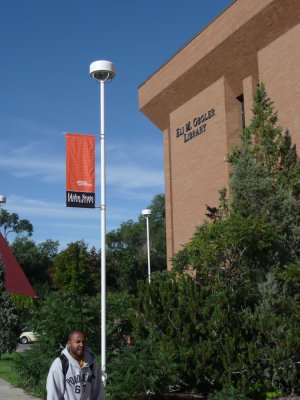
[{"x1": 237, "y1": 94, "x2": 245, "y2": 129}]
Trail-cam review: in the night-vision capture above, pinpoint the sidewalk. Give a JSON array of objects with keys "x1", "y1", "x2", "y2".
[{"x1": 0, "y1": 378, "x2": 41, "y2": 399}]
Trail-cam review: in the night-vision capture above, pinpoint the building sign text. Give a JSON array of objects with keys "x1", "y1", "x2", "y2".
[{"x1": 176, "y1": 108, "x2": 216, "y2": 143}]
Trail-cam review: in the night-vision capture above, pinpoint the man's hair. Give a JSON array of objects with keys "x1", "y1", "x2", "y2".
[{"x1": 68, "y1": 330, "x2": 86, "y2": 341}]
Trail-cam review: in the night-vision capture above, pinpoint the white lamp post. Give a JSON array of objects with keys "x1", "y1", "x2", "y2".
[
  {"x1": 89, "y1": 60, "x2": 115, "y2": 385},
  {"x1": 142, "y1": 208, "x2": 152, "y2": 283}
]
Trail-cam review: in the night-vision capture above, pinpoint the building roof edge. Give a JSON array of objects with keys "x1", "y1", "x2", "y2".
[{"x1": 138, "y1": 0, "x2": 236, "y2": 90}]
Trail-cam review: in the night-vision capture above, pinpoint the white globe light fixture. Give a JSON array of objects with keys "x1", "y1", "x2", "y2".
[
  {"x1": 90, "y1": 60, "x2": 115, "y2": 81},
  {"x1": 142, "y1": 208, "x2": 152, "y2": 283},
  {"x1": 0, "y1": 195, "x2": 6, "y2": 205},
  {"x1": 89, "y1": 60, "x2": 115, "y2": 385}
]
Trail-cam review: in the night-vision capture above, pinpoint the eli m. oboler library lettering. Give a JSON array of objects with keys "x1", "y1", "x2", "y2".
[{"x1": 176, "y1": 108, "x2": 216, "y2": 143}]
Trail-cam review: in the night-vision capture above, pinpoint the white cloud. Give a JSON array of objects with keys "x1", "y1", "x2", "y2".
[
  {"x1": 3, "y1": 194, "x2": 144, "y2": 225},
  {"x1": 107, "y1": 164, "x2": 163, "y2": 188},
  {"x1": 0, "y1": 138, "x2": 164, "y2": 192},
  {"x1": 0, "y1": 141, "x2": 64, "y2": 182},
  {"x1": 4, "y1": 195, "x2": 96, "y2": 220}
]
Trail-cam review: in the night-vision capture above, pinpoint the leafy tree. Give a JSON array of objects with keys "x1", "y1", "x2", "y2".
[
  {"x1": 10, "y1": 293, "x2": 34, "y2": 331},
  {"x1": 11, "y1": 237, "x2": 59, "y2": 295},
  {"x1": 106, "y1": 219, "x2": 145, "y2": 292},
  {"x1": 51, "y1": 240, "x2": 99, "y2": 296},
  {"x1": 0, "y1": 258, "x2": 19, "y2": 356},
  {"x1": 106, "y1": 194, "x2": 166, "y2": 292},
  {"x1": 0, "y1": 209, "x2": 33, "y2": 239},
  {"x1": 106, "y1": 291, "x2": 136, "y2": 353}
]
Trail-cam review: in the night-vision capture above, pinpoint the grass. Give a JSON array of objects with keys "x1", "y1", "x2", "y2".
[
  {"x1": 0, "y1": 352, "x2": 20, "y2": 386},
  {"x1": 0, "y1": 352, "x2": 44, "y2": 399}
]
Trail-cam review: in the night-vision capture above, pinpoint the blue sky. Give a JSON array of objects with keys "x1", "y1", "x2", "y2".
[{"x1": 0, "y1": 0, "x2": 233, "y2": 249}]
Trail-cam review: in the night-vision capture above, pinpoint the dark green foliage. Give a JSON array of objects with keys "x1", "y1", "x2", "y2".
[
  {"x1": 29, "y1": 292, "x2": 101, "y2": 351},
  {"x1": 128, "y1": 265, "x2": 299, "y2": 397},
  {"x1": 14, "y1": 290, "x2": 135, "y2": 397},
  {"x1": 106, "y1": 281, "x2": 180, "y2": 399},
  {"x1": 0, "y1": 259, "x2": 19, "y2": 356},
  {"x1": 229, "y1": 85, "x2": 300, "y2": 264},
  {"x1": 173, "y1": 213, "x2": 280, "y2": 286},
  {"x1": 106, "y1": 291, "x2": 136, "y2": 352},
  {"x1": 11, "y1": 237, "x2": 59, "y2": 295},
  {"x1": 15, "y1": 344, "x2": 50, "y2": 398},
  {"x1": 10, "y1": 293, "x2": 34, "y2": 330},
  {"x1": 208, "y1": 386, "x2": 251, "y2": 400},
  {"x1": 106, "y1": 219, "x2": 145, "y2": 291},
  {"x1": 51, "y1": 240, "x2": 100, "y2": 296},
  {"x1": 106, "y1": 194, "x2": 166, "y2": 292},
  {"x1": 15, "y1": 291, "x2": 100, "y2": 396},
  {"x1": 169, "y1": 84, "x2": 300, "y2": 397},
  {"x1": 106, "y1": 338, "x2": 179, "y2": 400}
]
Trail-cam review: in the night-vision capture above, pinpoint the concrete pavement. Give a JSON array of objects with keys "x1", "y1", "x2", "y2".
[{"x1": 0, "y1": 378, "x2": 41, "y2": 399}]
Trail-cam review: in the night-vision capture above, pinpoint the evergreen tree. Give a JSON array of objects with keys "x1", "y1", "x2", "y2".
[
  {"x1": 228, "y1": 84, "x2": 300, "y2": 265},
  {"x1": 169, "y1": 84, "x2": 300, "y2": 396}
]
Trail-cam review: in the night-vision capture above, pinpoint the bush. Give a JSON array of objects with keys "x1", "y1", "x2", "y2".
[
  {"x1": 15, "y1": 292, "x2": 100, "y2": 397},
  {"x1": 106, "y1": 337, "x2": 179, "y2": 400}
]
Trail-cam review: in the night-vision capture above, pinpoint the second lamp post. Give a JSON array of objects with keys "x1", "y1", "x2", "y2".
[{"x1": 142, "y1": 208, "x2": 151, "y2": 283}]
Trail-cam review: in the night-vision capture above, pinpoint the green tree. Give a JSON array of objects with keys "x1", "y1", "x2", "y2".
[
  {"x1": 106, "y1": 219, "x2": 145, "y2": 292},
  {"x1": 0, "y1": 258, "x2": 19, "y2": 356},
  {"x1": 10, "y1": 293, "x2": 34, "y2": 331},
  {"x1": 228, "y1": 84, "x2": 300, "y2": 265},
  {"x1": 11, "y1": 237, "x2": 59, "y2": 295},
  {"x1": 51, "y1": 240, "x2": 99, "y2": 296},
  {"x1": 178, "y1": 84, "x2": 300, "y2": 277},
  {"x1": 170, "y1": 84, "x2": 300, "y2": 396},
  {"x1": 0, "y1": 209, "x2": 33, "y2": 239},
  {"x1": 106, "y1": 194, "x2": 166, "y2": 292}
]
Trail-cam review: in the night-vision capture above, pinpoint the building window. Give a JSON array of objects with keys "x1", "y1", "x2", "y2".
[{"x1": 237, "y1": 94, "x2": 245, "y2": 129}]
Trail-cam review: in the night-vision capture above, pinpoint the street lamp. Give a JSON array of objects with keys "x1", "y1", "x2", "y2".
[
  {"x1": 89, "y1": 60, "x2": 115, "y2": 385},
  {"x1": 142, "y1": 208, "x2": 152, "y2": 283}
]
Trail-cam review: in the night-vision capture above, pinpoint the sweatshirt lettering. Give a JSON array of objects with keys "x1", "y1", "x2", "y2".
[{"x1": 66, "y1": 373, "x2": 92, "y2": 386}]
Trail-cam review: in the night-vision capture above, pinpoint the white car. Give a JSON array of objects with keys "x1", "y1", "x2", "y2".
[{"x1": 18, "y1": 328, "x2": 38, "y2": 344}]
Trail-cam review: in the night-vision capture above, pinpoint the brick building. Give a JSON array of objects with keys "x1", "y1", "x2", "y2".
[{"x1": 138, "y1": 0, "x2": 300, "y2": 268}]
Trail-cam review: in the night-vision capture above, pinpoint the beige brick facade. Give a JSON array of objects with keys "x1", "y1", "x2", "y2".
[{"x1": 138, "y1": 0, "x2": 300, "y2": 268}]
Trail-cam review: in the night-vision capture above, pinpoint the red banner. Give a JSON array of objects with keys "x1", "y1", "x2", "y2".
[{"x1": 66, "y1": 133, "x2": 96, "y2": 208}]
